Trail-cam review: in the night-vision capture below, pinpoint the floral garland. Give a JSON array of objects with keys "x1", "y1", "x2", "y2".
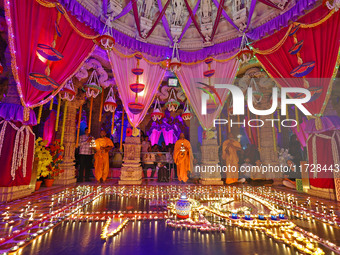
[
  {"x1": 47, "y1": 139, "x2": 64, "y2": 178},
  {"x1": 35, "y1": 138, "x2": 53, "y2": 179},
  {"x1": 0, "y1": 121, "x2": 35, "y2": 180}
]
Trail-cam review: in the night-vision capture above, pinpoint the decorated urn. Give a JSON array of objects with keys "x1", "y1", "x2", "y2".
[{"x1": 175, "y1": 194, "x2": 191, "y2": 219}]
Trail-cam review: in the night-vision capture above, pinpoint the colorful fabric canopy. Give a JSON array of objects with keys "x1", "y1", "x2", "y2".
[
  {"x1": 108, "y1": 50, "x2": 166, "y2": 128},
  {"x1": 5, "y1": 0, "x2": 96, "y2": 114},
  {"x1": 176, "y1": 53, "x2": 239, "y2": 130},
  {"x1": 253, "y1": 6, "x2": 340, "y2": 116}
]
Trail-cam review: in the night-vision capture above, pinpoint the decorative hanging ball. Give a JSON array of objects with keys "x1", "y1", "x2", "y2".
[
  {"x1": 94, "y1": 34, "x2": 115, "y2": 51},
  {"x1": 36, "y1": 44, "x2": 64, "y2": 61},
  {"x1": 128, "y1": 102, "x2": 144, "y2": 115},
  {"x1": 29, "y1": 73, "x2": 59, "y2": 91},
  {"x1": 135, "y1": 53, "x2": 143, "y2": 60},
  {"x1": 203, "y1": 70, "x2": 215, "y2": 78},
  {"x1": 181, "y1": 109, "x2": 192, "y2": 121},
  {"x1": 59, "y1": 80, "x2": 76, "y2": 101},
  {"x1": 165, "y1": 99, "x2": 180, "y2": 112},
  {"x1": 151, "y1": 108, "x2": 165, "y2": 122},
  {"x1": 83, "y1": 83, "x2": 102, "y2": 98},
  {"x1": 169, "y1": 57, "x2": 181, "y2": 72},
  {"x1": 290, "y1": 61, "x2": 315, "y2": 78},
  {"x1": 131, "y1": 68, "x2": 144, "y2": 76},
  {"x1": 288, "y1": 40, "x2": 304, "y2": 55},
  {"x1": 129, "y1": 83, "x2": 145, "y2": 94},
  {"x1": 289, "y1": 24, "x2": 300, "y2": 36},
  {"x1": 204, "y1": 58, "x2": 213, "y2": 65}
]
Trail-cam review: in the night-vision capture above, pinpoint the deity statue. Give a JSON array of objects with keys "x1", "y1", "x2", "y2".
[
  {"x1": 201, "y1": 0, "x2": 212, "y2": 20},
  {"x1": 172, "y1": 0, "x2": 184, "y2": 26}
]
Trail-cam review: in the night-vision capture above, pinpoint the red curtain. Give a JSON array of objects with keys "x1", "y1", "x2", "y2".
[
  {"x1": 253, "y1": 6, "x2": 340, "y2": 115},
  {"x1": 5, "y1": 0, "x2": 96, "y2": 108},
  {"x1": 0, "y1": 122, "x2": 35, "y2": 187},
  {"x1": 306, "y1": 131, "x2": 339, "y2": 189}
]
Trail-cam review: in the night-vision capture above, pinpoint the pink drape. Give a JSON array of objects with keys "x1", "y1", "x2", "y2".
[
  {"x1": 43, "y1": 111, "x2": 56, "y2": 146},
  {"x1": 150, "y1": 129, "x2": 162, "y2": 146},
  {"x1": 5, "y1": 0, "x2": 96, "y2": 108},
  {"x1": 162, "y1": 128, "x2": 175, "y2": 145},
  {"x1": 108, "y1": 51, "x2": 166, "y2": 128},
  {"x1": 176, "y1": 54, "x2": 239, "y2": 130},
  {"x1": 291, "y1": 121, "x2": 308, "y2": 147}
]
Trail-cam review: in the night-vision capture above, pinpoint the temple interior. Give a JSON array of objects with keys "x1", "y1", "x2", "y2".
[{"x1": 0, "y1": 0, "x2": 340, "y2": 254}]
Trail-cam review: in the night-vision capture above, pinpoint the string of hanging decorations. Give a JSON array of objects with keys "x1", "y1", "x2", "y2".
[
  {"x1": 181, "y1": 100, "x2": 192, "y2": 121},
  {"x1": 128, "y1": 54, "x2": 145, "y2": 115},
  {"x1": 165, "y1": 88, "x2": 180, "y2": 112}
]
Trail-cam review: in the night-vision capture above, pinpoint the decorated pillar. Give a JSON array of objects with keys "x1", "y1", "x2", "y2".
[
  {"x1": 54, "y1": 96, "x2": 84, "y2": 185},
  {"x1": 119, "y1": 136, "x2": 143, "y2": 185},
  {"x1": 0, "y1": 47, "x2": 36, "y2": 201},
  {"x1": 199, "y1": 137, "x2": 224, "y2": 185}
]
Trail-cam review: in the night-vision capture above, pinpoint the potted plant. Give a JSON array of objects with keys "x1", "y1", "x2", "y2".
[
  {"x1": 45, "y1": 139, "x2": 64, "y2": 187},
  {"x1": 34, "y1": 138, "x2": 53, "y2": 190}
]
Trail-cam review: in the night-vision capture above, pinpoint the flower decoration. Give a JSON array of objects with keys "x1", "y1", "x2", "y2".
[
  {"x1": 126, "y1": 127, "x2": 132, "y2": 137},
  {"x1": 34, "y1": 138, "x2": 53, "y2": 180},
  {"x1": 165, "y1": 89, "x2": 180, "y2": 112},
  {"x1": 46, "y1": 139, "x2": 64, "y2": 179}
]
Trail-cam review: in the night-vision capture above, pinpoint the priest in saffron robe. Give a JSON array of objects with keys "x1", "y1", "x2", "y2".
[
  {"x1": 94, "y1": 130, "x2": 113, "y2": 183},
  {"x1": 174, "y1": 133, "x2": 192, "y2": 183},
  {"x1": 222, "y1": 133, "x2": 242, "y2": 184}
]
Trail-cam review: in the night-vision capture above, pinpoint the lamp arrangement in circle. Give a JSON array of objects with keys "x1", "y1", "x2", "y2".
[
  {"x1": 83, "y1": 70, "x2": 102, "y2": 133},
  {"x1": 169, "y1": 39, "x2": 181, "y2": 72},
  {"x1": 93, "y1": 15, "x2": 115, "y2": 51},
  {"x1": 181, "y1": 100, "x2": 192, "y2": 121},
  {"x1": 104, "y1": 86, "x2": 118, "y2": 134},
  {"x1": 128, "y1": 54, "x2": 145, "y2": 115},
  {"x1": 151, "y1": 97, "x2": 164, "y2": 122},
  {"x1": 165, "y1": 89, "x2": 180, "y2": 112}
]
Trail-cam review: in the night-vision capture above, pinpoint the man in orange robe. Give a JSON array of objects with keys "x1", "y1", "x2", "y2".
[
  {"x1": 174, "y1": 133, "x2": 192, "y2": 183},
  {"x1": 94, "y1": 130, "x2": 113, "y2": 183},
  {"x1": 222, "y1": 133, "x2": 242, "y2": 184}
]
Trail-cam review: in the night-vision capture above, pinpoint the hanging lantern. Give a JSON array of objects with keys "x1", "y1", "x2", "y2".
[
  {"x1": 93, "y1": 15, "x2": 115, "y2": 51},
  {"x1": 169, "y1": 39, "x2": 181, "y2": 72},
  {"x1": 59, "y1": 79, "x2": 76, "y2": 101},
  {"x1": 181, "y1": 101, "x2": 192, "y2": 121},
  {"x1": 204, "y1": 58, "x2": 213, "y2": 65},
  {"x1": 237, "y1": 34, "x2": 253, "y2": 64},
  {"x1": 83, "y1": 70, "x2": 102, "y2": 98},
  {"x1": 128, "y1": 102, "x2": 145, "y2": 114},
  {"x1": 82, "y1": 70, "x2": 102, "y2": 133},
  {"x1": 104, "y1": 87, "x2": 117, "y2": 113},
  {"x1": 129, "y1": 83, "x2": 145, "y2": 93},
  {"x1": 36, "y1": 44, "x2": 63, "y2": 61},
  {"x1": 151, "y1": 98, "x2": 164, "y2": 122},
  {"x1": 131, "y1": 68, "x2": 144, "y2": 76},
  {"x1": 29, "y1": 73, "x2": 59, "y2": 91},
  {"x1": 288, "y1": 40, "x2": 304, "y2": 55},
  {"x1": 165, "y1": 89, "x2": 180, "y2": 112},
  {"x1": 207, "y1": 100, "x2": 217, "y2": 114},
  {"x1": 290, "y1": 61, "x2": 316, "y2": 78},
  {"x1": 203, "y1": 70, "x2": 215, "y2": 78}
]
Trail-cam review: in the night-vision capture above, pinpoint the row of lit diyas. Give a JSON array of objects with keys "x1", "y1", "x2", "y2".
[
  {"x1": 0, "y1": 186, "x2": 104, "y2": 254},
  {"x1": 101, "y1": 218, "x2": 129, "y2": 239},
  {"x1": 165, "y1": 217, "x2": 226, "y2": 232},
  {"x1": 247, "y1": 187, "x2": 340, "y2": 228},
  {"x1": 294, "y1": 226, "x2": 340, "y2": 254}
]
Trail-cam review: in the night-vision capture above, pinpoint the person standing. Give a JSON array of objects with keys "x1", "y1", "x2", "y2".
[
  {"x1": 222, "y1": 133, "x2": 242, "y2": 184},
  {"x1": 173, "y1": 133, "x2": 192, "y2": 183},
  {"x1": 94, "y1": 130, "x2": 113, "y2": 183},
  {"x1": 78, "y1": 127, "x2": 93, "y2": 182}
]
